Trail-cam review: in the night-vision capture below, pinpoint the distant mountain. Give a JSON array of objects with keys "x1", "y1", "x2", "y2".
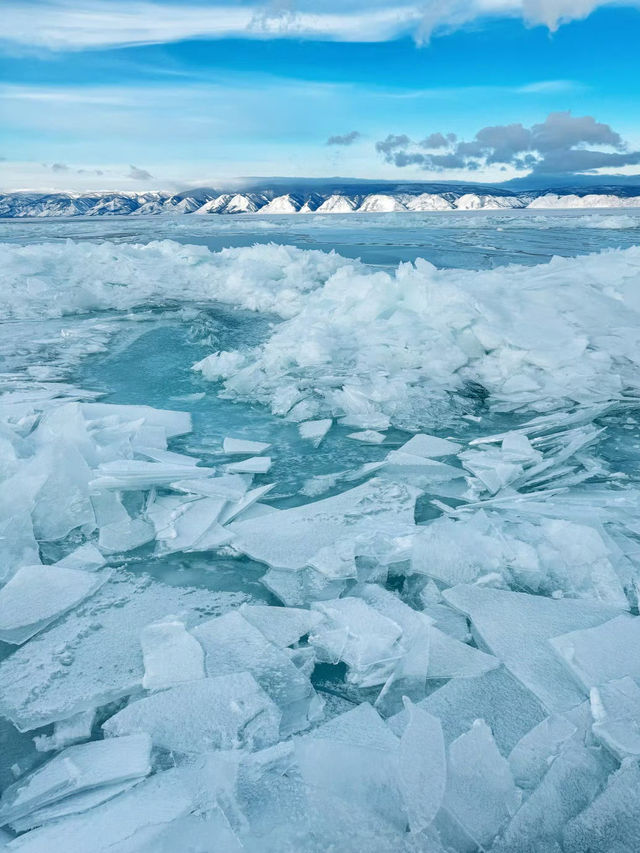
[{"x1": 1, "y1": 184, "x2": 639, "y2": 218}]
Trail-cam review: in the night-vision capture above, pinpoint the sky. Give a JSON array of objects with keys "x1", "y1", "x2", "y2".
[{"x1": 1, "y1": 0, "x2": 640, "y2": 191}]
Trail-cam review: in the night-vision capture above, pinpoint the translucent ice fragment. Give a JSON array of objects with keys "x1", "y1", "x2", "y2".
[
  {"x1": 6, "y1": 768, "x2": 193, "y2": 853},
  {"x1": 239, "y1": 604, "x2": 323, "y2": 648},
  {"x1": 0, "y1": 565, "x2": 110, "y2": 645},
  {"x1": 91, "y1": 459, "x2": 215, "y2": 491},
  {"x1": 309, "y1": 598, "x2": 404, "y2": 687},
  {"x1": 444, "y1": 585, "x2": 622, "y2": 711},
  {"x1": 225, "y1": 456, "x2": 272, "y2": 474},
  {"x1": 398, "y1": 700, "x2": 446, "y2": 833},
  {"x1": 192, "y1": 611, "x2": 321, "y2": 736},
  {"x1": 346, "y1": 430, "x2": 385, "y2": 444},
  {"x1": 492, "y1": 741, "x2": 613, "y2": 853},
  {"x1": 508, "y1": 713, "x2": 577, "y2": 790},
  {"x1": 590, "y1": 677, "x2": 640, "y2": 760},
  {"x1": 218, "y1": 484, "x2": 275, "y2": 525},
  {"x1": 229, "y1": 479, "x2": 419, "y2": 571},
  {"x1": 400, "y1": 433, "x2": 462, "y2": 458},
  {"x1": 294, "y1": 703, "x2": 403, "y2": 829},
  {"x1": 103, "y1": 672, "x2": 280, "y2": 753},
  {"x1": 0, "y1": 734, "x2": 151, "y2": 827},
  {"x1": 298, "y1": 419, "x2": 332, "y2": 447},
  {"x1": 171, "y1": 473, "x2": 250, "y2": 501},
  {"x1": 0, "y1": 576, "x2": 238, "y2": 731},
  {"x1": 388, "y1": 666, "x2": 546, "y2": 756},
  {"x1": 562, "y1": 761, "x2": 640, "y2": 853},
  {"x1": 223, "y1": 437, "x2": 271, "y2": 455},
  {"x1": 550, "y1": 614, "x2": 640, "y2": 690},
  {"x1": 55, "y1": 543, "x2": 106, "y2": 571},
  {"x1": 33, "y1": 709, "x2": 96, "y2": 753},
  {"x1": 444, "y1": 720, "x2": 519, "y2": 848},
  {"x1": 98, "y1": 516, "x2": 155, "y2": 553},
  {"x1": 80, "y1": 403, "x2": 191, "y2": 438},
  {"x1": 140, "y1": 618, "x2": 205, "y2": 690},
  {"x1": 154, "y1": 496, "x2": 229, "y2": 553}
]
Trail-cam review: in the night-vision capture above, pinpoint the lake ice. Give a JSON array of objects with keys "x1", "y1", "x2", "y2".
[{"x1": 1, "y1": 209, "x2": 640, "y2": 851}]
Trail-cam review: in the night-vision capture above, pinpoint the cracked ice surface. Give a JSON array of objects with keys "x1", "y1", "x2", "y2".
[{"x1": 2, "y1": 222, "x2": 640, "y2": 851}]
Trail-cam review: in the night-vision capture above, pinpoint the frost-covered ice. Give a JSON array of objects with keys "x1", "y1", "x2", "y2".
[{"x1": 2, "y1": 214, "x2": 640, "y2": 851}]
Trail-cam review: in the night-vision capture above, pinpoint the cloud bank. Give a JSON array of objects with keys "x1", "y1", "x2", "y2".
[
  {"x1": 1, "y1": 0, "x2": 638, "y2": 51},
  {"x1": 376, "y1": 112, "x2": 640, "y2": 175}
]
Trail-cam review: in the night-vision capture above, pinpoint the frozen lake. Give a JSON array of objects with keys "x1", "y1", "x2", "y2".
[{"x1": 1, "y1": 210, "x2": 640, "y2": 851}]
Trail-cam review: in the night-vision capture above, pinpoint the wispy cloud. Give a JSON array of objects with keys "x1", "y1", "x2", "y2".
[{"x1": 1, "y1": 0, "x2": 637, "y2": 52}]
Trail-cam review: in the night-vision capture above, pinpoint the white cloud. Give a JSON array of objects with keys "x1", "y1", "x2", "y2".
[{"x1": 0, "y1": 0, "x2": 636, "y2": 51}]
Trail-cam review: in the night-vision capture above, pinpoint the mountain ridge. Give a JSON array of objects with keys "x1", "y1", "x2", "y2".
[{"x1": 1, "y1": 186, "x2": 640, "y2": 218}]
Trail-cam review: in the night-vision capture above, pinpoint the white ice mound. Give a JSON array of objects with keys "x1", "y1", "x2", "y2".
[
  {"x1": 194, "y1": 245, "x2": 640, "y2": 426},
  {"x1": 0, "y1": 241, "x2": 354, "y2": 321}
]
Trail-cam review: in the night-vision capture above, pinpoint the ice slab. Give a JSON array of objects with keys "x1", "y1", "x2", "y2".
[
  {"x1": 229, "y1": 479, "x2": 419, "y2": 571},
  {"x1": 298, "y1": 419, "x2": 332, "y2": 447},
  {"x1": 590, "y1": 677, "x2": 640, "y2": 759},
  {"x1": 444, "y1": 720, "x2": 519, "y2": 848},
  {"x1": 154, "y1": 496, "x2": 230, "y2": 554},
  {"x1": 98, "y1": 516, "x2": 155, "y2": 553},
  {"x1": 192, "y1": 611, "x2": 321, "y2": 736},
  {"x1": 91, "y1": 460, "x2": 215, "y2": 491},
  {"x1": 218, "y1": 484, "x2": 274, "y2": 525},
  {"x1": 346, "y1": 430, "x2": 386, "y2": 444},
  {"x1": 389, "y1": 666, "x2": 546, "y2": 755},
  {"x1": 170, "y1": 473, "x2": 250, "y2": 501},
  {"x1": 104, "y1": 672, "x2": 280, "y2": 753},
  {"x1": 508, "y1": 713, "x2": 578, "y2": 790},
  {"x1": 0, "y1": 734, "x2": 151, "y2": 827},
  {"x1": 0, "y1": 575, "x2": 243, "y2": 731},
  {"x1": 309, "y1": 598, "x2": 404, "y2": 687},
  {"x1": 294, "y1": 703, "x2": 403, "y2": 829},
  {"x1": 383, "y1": 451, "x2": 463, "y2": 481},
  {"x1": 31, "y1": 442, "x2": 95, "y2": 541},
  {"x1": 397, "y1": 700, "x2": 446, "y2": 833},
  {"x1": 225, "y1": 456, "x2": 272, "y2": 474},
  {"x1": 55, "y1": 543, "x2": 106, "y2": 571},
  {"x1": 9, "y1": 781, "x2": 141, "y2": 834},
  {"x1": 7, "y1": 768, "x2": 194, "y2": 853},
  {"x1": 239, "y1": 604, "x2": 323, "y2": 647},
  {"x1": 562, "y1": 761, "x2": 640, "y2": 853},
  {"x1": 140, "y1": 618, "x2": 205, "y2": 690},
  {"x1": 223, "y1": 436, "x2": 271, "y2": 455},
  {"x1": 133, "y1": 446, "x2": 200, "y2": 467},
  {"x1": 492, "y1": 741, "x2": 613, "y2": 853},
  {"x1": 400, "y1": 433, "x2": 462, "y2": 458},
  {"x1": 443, "y1": 585, "x2": 623, "y2": 711},
  {"x1": 80, "y1": 403, "x2": 191, "y2": 438},
  {"x1": 33, "y1": 709, "x2": 96, "y2": 753},
  {"x1": 0, "y1": 565, "x2": 110, "y2": 645},
  {"x1": 550, "y1": 614, "x2": 640, "y2": 689}
]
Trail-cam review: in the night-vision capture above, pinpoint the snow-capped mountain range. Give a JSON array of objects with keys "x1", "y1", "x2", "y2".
[{"x1": 1, "y1": 188, "x2": 639, "y2": 218}]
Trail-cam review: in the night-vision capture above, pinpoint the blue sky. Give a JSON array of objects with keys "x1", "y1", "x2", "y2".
[{"x1": 1, "y1": 0, "x2": 640, "y2": 190}]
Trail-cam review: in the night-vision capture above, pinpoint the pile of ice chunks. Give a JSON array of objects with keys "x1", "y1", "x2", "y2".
[{"x1": 2, "y1": 387, "x2": 640, "y2": 852}]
